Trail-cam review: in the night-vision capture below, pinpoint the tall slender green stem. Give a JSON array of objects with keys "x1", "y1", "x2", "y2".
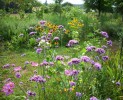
[{"x1": 43, "y1": 47, "x2": 46, "y2": 100}]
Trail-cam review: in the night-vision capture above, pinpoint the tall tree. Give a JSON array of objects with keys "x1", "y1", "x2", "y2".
[
  {"x1": 1, "y1": 0, "x2": 41, "y2": 13},
  {"x1": 114, "y1": 0, "x2": 123, "y2": 21},
  {"x1": 84, "y1": 0, "x2": 113, "y2": 16}
]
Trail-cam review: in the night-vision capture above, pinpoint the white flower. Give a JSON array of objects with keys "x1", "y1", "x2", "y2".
[{"x1": 38, "y1": 39, "x2": 46, "y2": 46}]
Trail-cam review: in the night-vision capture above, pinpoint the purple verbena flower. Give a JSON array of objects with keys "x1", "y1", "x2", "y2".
[
  {"x1": 54, "y1": 37, "x2": 60, "y2": 40},
  {"x1": 41, "y1": 36, "x2": 46, "y2": 40},
  {"x1": 70, "y1": 81, "x2": 76, "y2": 87},
  {"x1": 25, "y1": 61, "x2": 30, "y2": 65},
  {"x1": 15, "y1": 72, "x2": 21, "y2": 78},
  {"x1": 68, "y1": 61, "x2": 73, "y2": 66},
  {"x1": 29, "y1": 32, "x2": 37, "y2": 35},
  {"x1": 102, "y1": 45, "x2": 107, "y2": 49},
  {"x1": 68, "y1": 58, "x2": 81, "y2": 66},
  {"x1": 86, "y1": 46, "x2": 96, "y2": 51},
  {"x1": 3, "y1": 64, "x2": 10, "y2": 68},
  {"x1": 47, "y1": 33, "x2": 52, "y2": 37},
  {"x1": 56, "y1": 55, "x2": 64, "y2": 61},
  {"x1": 58, "y1": 25, "x2": 64, "y2": 29},
  {"x1": 40, "y1": 20, "x2": 46, "y2": 26},
  {"x1": 90, "y1": 60, "x2": 95, "y2": 65},
  {"x1": 2, "y1": 82, "x2": 15, "y2": 96},
  {"x1": 5, "y1": 78, "x2": 11, "y2": 83},
  {"x1": 65, "y1": 70, "x2": 79, "y2": 76},
  {"x1": 30, "y1": 75, "x2": 46, "y2": 83},
  {"x1": 94, "y1": 62, "x2": 101, "y2": 70},
  {"x1": 76, "y1": 92, "x2": 82, "y2": 97},
  {"x1": 72, "y1": 70, "x2": 79, "y2": 76},
  {"x1": 14, "y1": 66, "x2": 22, "y2": 72},
  {"x1": 64, "y1": 70, "x2": 73, "y2": 76},
  {"x1": 40, "y1": 60, "x2": 49, "y2": 66},
  {"x1": 116, "y1": 82, "x2": 121, "y2": 86},
  {"x1": 27, "y1": 90, "x2": 36, "y2": 96},
  {"x1": 67, "y1": 40, "x2": 78, "y2": 47},
  {"x1": 102, "y1": 56, "x2": 109, "y2": 61},
  {"x1": 36, "y1": 48, "x2": 42, "y2": 54},
  {"x1": 90, "y1": 96, "x2": 98, "y2": 100},
  {"x1": 31, "y1": 62, "x2": 38, "y2": 67},
  {"x1": 11, "y1": 64, "x2": 15, "y2": 67},
  {"x1": 95, "y1": 48, "x2": 105, "y2": 54},
  {"x1": 107, "y1": 40, "x2": 112, "y2": 46},
  {"x1": 36, "y1": 38, "x2": 41, "y2": 42},
  {"x1": 101, "y1": 31, "x2": 109, "y2": 38},
  {"x1": 49, "y1": 62, "x2": 54, "y2": 66},
  {"x1": 81, "y1": 56, "x2": 90, "y2": 62}
]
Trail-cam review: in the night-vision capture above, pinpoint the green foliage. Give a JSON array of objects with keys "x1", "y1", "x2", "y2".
[
  {"x1": 84, "y1": 0, "x2": 113, "y2": 15},
  {"x1": 28, "y1": 38, "x2": 36, "y2": 48},
  {"x1": 34, "y1": 6, "x2": 44, "y2": 19},
  {"x1": 100, "y1": 13, "x2": 123, "y2": 39}
]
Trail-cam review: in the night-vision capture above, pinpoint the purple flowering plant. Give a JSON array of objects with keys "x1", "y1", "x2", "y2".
[{"x1": 1, "y1": 16, "x2": 122, "y2": 100}]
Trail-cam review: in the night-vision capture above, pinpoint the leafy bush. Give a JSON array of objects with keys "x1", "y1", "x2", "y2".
[{"x1": 100, "y1": 14, "x2": 123, "y2": 39}]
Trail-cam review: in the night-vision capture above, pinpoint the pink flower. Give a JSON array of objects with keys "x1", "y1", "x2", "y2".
[
  {"x1": 65, "y1": 70, "x2": 73, "y2": 76},
  {"x1": 2, "y1": 86, "x2": 13, "y2": 95},
  {"x1": 14, "y1": 66, "x2": 21, "y2": 72},
  {"x1": 2, "y1": 82, "x2": 15, "y2": 96},
  {"x1": 6, "y1": 82, "x2": 15, "y2": 89},
  {"x1": 31, "y1": 62, "x2": 38, "y2": 67}
]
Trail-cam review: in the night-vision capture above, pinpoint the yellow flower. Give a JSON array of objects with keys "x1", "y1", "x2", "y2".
[
  {"x1": 65, "y1": 30, "x2": 69, "y2": 34},
  {"x1": 71, "y1": 87, "x2": 75, "y2": 91},
  {"x1": 54, "y1": 42, "x2": 59, "y2": 45},
  {"x1": 68, "y1": 18, "x2": 84, "y2": 29},
  {"x1": 64, "y1": 88, "x2": 68, "y2": 92}
]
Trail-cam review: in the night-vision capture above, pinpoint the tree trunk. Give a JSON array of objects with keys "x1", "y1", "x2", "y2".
[
  {"x1": 98, "y1": 0, "x2": 101, "y2": 17},
  {"x1": 119, "y1": 15, "x2": 123, "y2": 67},
  {"x1": 122, "y1": 15, "x2": 123, "y2": 22},
  {"x1": 120, "y1": 38, "x2": 123, "y2": 58}
]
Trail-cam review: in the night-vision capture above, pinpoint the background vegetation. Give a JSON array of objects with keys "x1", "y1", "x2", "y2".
[{"x1": 0, "y1": 0, "x2": 123, "y2": 100}]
